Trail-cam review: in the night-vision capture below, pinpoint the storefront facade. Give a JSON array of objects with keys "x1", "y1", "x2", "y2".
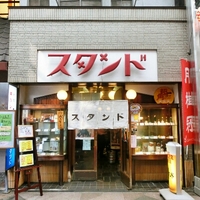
[{"x1": 8, "y1": 5, "x2": 189, "y2": 188}]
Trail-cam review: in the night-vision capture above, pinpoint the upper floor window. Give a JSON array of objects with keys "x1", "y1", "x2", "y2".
[
  {"x1": 0, "y1": 0, "x2": 19, "y2": 18},
  {"x1": 21, "y1": 0, "x2": 185, "y2": 7}
]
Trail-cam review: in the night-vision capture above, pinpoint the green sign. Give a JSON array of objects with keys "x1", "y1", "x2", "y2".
[{"x1": 0, "y1": 111, "x2": 15, "y2": 148}]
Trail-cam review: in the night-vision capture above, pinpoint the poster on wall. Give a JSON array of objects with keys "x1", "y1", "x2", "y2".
[{"x1": 0, "y1": 111, "x2": 15, "y2": 149}]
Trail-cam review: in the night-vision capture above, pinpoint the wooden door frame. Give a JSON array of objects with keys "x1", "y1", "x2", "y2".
[{"x1": 69, "y1": 129, "x2": 97, "y2": 181}]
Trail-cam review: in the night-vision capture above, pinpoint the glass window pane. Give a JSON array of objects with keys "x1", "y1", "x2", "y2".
[{"x1": 75, "y1": 129, "x2": 94, "y2": 170}]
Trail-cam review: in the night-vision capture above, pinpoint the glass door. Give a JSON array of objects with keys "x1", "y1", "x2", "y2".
[{"x1": 72, "y1": 129, "x2": 97, "y2": 180}]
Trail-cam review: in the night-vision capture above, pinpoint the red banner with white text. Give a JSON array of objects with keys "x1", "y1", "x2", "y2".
[{"x1": 181, "y1": 59, "x2": 196, "y2": 146}]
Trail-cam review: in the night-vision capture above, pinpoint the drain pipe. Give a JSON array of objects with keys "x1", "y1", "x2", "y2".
[{"x1": 132, "y1": 0, "x2": 137, "y2": 6}]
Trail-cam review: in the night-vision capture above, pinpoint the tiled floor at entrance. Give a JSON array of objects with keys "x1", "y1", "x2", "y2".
[
  {"x1": 34, "y1": 180, "x2": 169, "y2": 192},
  {"x1": 0, "y1": 172, "x2": 197, "y2": 200}
]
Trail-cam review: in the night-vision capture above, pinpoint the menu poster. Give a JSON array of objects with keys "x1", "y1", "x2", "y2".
[
  {"x1": 19, "y1": 153, "x2": 34, "y2": 167},
  {"x1": 0, "y1": 111, "x2": 15, "y2": 149},
  {"x1": 19, "y1": 140, "x2": 33, "y2": 152},
  {"x1": 18, "y1": 125, "x2": 33, "y2": 138}
]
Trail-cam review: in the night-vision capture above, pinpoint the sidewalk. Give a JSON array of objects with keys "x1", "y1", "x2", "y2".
[
  {"x1": 0, "y1": 190, "x2": 200, "y2": 200},
  {"x1": 0, "y1": 172, "x2": 199, "y2": 200}
]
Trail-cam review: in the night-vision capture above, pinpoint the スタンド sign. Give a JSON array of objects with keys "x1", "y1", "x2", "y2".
[{"x1": 38, "y1": 50, "x2": 157, "y2": 82}]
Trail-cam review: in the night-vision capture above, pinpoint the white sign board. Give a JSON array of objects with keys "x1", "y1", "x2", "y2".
[
  {"x1": 38, "y1": 50, "x2": 157, "y2": 82},
  {"x1": 8, "y1": 85, "x2": 17, "y2": 110},
  {"x1": 68, "y1": 100, "x2": 128, "y2": 129}
]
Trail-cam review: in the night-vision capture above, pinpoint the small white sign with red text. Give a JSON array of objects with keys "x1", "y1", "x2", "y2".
[{"x1": 37, "y1": 50, "x2": 157, "y2": 82}]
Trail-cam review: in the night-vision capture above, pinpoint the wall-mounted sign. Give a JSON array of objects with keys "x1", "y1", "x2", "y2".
[
  {"x1": 0, "y1": 111, "x2": 15, "y2": 149},
  {"x1": 57, "y1": 111, "x2": 64, "y2": 129},
  {"x1": 8, "y1": 84, "x2": 17, "y2": 110},
  {"x1": 38, "y1": 50, "x2": 157, "y2": 82},
  {"x1": 130, "y1": 103, "x2": 142, "y2": 114},
  {"x1": 68, "y1": 100, "x2": 128, "y2": 129},
  {"x1": 154, "y1": 87, "x2": 174, "y2": 104},
  {"x1": 130, "y1": 103, "x2": 142, "y2": 123}
]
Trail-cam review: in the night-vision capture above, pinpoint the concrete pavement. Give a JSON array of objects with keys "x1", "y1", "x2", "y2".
[{"x1": 0, "y1": 190, "x2": 200, "y2": 200}]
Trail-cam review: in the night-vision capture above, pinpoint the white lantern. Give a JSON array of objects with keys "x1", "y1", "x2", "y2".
[
  {"x1": 126, "y1": 89, "x2": 137, "y2": 100},
  {"x1": 108, "y1": 91, "x2": 115, "y2": 100},
  {"x1": 57, "y1": 90, "x2": 68, "y2": 100}
]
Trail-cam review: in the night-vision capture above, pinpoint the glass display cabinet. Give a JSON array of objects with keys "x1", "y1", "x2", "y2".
[
  {"x1": 134, "y1": 104, "x2": 178, "y2": 155},
  {"x1": 20, "y1": 104, "x2": 67, "y2": 161},
  {"x1": 131, "y1": 104, "x2": 179, "y2": 183},
  {"x1": 20, "y1": 104, "x2": 67, "y2": 185}
]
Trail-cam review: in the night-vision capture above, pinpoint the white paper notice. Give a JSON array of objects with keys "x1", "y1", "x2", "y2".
[
  {"x1": 83, "y1": 139, "x2": 91, "y2": 150},
  {"x1": 131, "y1": 135, "x2": 137, "y2": 148}
]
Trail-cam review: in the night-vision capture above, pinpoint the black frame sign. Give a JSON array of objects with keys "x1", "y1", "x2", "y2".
[
  {"x1": 0, "y1": 110, "x2": 15, "y2": 149},
  {"x1": 16, "y1": 125, "x2": 38, "y2": 169}
]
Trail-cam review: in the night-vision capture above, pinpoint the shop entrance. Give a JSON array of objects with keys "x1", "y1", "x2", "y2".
[
  {"x1": 71, "y1": 128, "x2": 132, "y2": 188},
  {"x1": 97, "y1": 129, "x2": 120, "y2": 182}
]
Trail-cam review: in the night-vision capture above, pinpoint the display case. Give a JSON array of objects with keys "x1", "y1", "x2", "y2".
[
  {"x1": 132, "y1": 104, "x2": 178, "y2": 155},
  {"x1": 20, "y1": 104, "x2": 67, "y2": 161},
  {"x1": 131, "y1": 104, "x2": 179, "y2": 182}
]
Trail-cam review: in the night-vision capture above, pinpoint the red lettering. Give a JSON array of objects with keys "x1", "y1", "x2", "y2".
[
  {"x1": 47, "y1": 54, "x2": 71, "y2": 76},
  {"x1": 125, "y1": 54, "x2": 146, "y2": 76},
  {"x1": 140, "y1": 54, "x2": 146, "y2": 61}
]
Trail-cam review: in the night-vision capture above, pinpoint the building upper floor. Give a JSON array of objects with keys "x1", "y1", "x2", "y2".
[
  {"x1": 0, "y1": 0, "x2": 187, "y2": 18},
  {"x1": 21, "y1": 0, "x2": 185, "y2": 7}
]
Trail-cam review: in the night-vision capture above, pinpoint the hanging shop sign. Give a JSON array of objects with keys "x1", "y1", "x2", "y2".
[
  {"x1": 68, "y1": 100, "x2": 128, "y2": 129},
  {"x1": 154, "y1": 87, "x2": 174, "y2": 104},
  {"x1": 37, "y1": 50, "x2": 157, "y2": 82},
  {"x1": 181, "y1": 59, "x2": 196, "y2": 146},
  {"x1": 57, "y1": 111, "x2": 64, "y2": 129}
]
